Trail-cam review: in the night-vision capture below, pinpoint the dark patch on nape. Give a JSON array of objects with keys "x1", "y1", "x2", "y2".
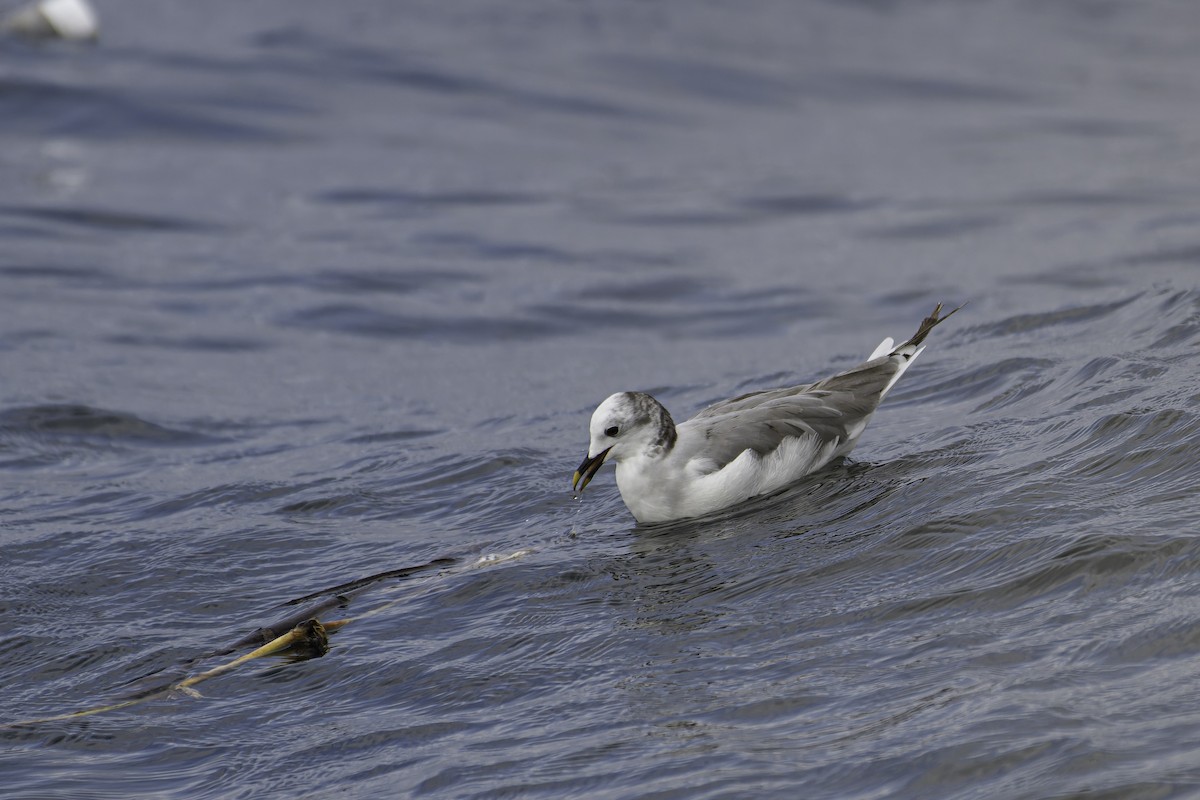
[
  {"x1": 653, "y1": 418, "x2": 678, "y2": 451},
  {"x1": 621, "y1": 391, "x2": 677, "y2": 452}
]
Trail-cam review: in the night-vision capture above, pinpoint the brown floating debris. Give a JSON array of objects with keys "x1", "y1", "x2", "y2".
[{"x1": 3, "y1": 554, "x2": 480, "y2": 727}]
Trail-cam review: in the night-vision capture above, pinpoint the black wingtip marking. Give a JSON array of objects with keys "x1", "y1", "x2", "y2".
[{"x1": 899, "y1": 301, "x2": 966, "y2": 352}]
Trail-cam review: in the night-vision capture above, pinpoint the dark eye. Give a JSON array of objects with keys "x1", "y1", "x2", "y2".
[{"x1": 605, "y1": 426, "x2": 619, "y2": 437}]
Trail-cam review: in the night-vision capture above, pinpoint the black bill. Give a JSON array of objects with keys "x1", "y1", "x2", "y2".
[{"x1": 572, "y1": 446, "x2": 612, "y2": 494}]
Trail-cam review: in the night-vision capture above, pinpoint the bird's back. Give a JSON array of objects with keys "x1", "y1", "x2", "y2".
[{"x1": 678, "y1": 353, "x2": 903, "y2": 471}]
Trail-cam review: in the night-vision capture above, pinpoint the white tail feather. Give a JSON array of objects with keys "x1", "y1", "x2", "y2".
[{"x1": 868, "y1": 337, "x2": 894, "y2": 360}]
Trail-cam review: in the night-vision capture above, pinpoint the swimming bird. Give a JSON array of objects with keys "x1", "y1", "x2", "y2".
[{"x1": 572, "y1": 303, "x2": 962, "y2": 523}]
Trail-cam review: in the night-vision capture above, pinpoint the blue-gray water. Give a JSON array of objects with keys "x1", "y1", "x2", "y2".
[{"x1": 3, "y1": 1, "x2": 1200, "y2": 797}]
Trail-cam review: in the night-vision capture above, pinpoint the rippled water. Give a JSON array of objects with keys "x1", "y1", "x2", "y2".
[{"x1": 4, "y1": 1, "x2": 1200, "y2": 797}]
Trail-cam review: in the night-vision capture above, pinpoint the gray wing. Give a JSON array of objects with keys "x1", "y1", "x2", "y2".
[
  {"x1": 679, "y1": 356, "x2": 902, "y2": 469},
  {"x1": 679, "y1": 302, "x2": 962, "y2": 470}
]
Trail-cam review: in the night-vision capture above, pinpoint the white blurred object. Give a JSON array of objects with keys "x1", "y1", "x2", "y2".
[
  {"x1": 2, "y1": 0, "x2": 98, "y2": 40},
  {"x1": 472, "y1": 549, "x2": 534, "y2": 567}
]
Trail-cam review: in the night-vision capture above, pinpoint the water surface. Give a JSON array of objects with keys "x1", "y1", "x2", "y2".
[{"x1": 3, "y1": 1, "x2": 1200, "y2": 797}]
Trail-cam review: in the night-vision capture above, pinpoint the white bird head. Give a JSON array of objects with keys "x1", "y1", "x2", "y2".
[{"x1": 572, "y1": 392, "x2": 676, "y2": 494}]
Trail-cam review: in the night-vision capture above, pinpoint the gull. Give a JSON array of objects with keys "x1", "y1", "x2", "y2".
[{"x1": 572, "y1": 303, "x2": 962, "y2": 523}]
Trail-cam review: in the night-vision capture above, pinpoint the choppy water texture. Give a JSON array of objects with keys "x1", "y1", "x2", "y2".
[{"x1": 3, "y1": 1, "x2": 1200, "y2": 797}]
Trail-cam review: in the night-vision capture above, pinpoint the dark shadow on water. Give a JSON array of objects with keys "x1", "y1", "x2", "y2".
[
  {"x1": 0, "y1": 204, "x2": 223, "y2": 235},
  {"x1": 862, "y1": 213, "x2": 1006, "y2": 241},
  {"x1": 0, "y1": 77, "x2": 285, "y2": 142},
  {"x1": 0, "y1": 405, "x2": 217, "y2": 447},
  {"x1": 813, "y1": 70, "x2": 1039, "y2": 105}
]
